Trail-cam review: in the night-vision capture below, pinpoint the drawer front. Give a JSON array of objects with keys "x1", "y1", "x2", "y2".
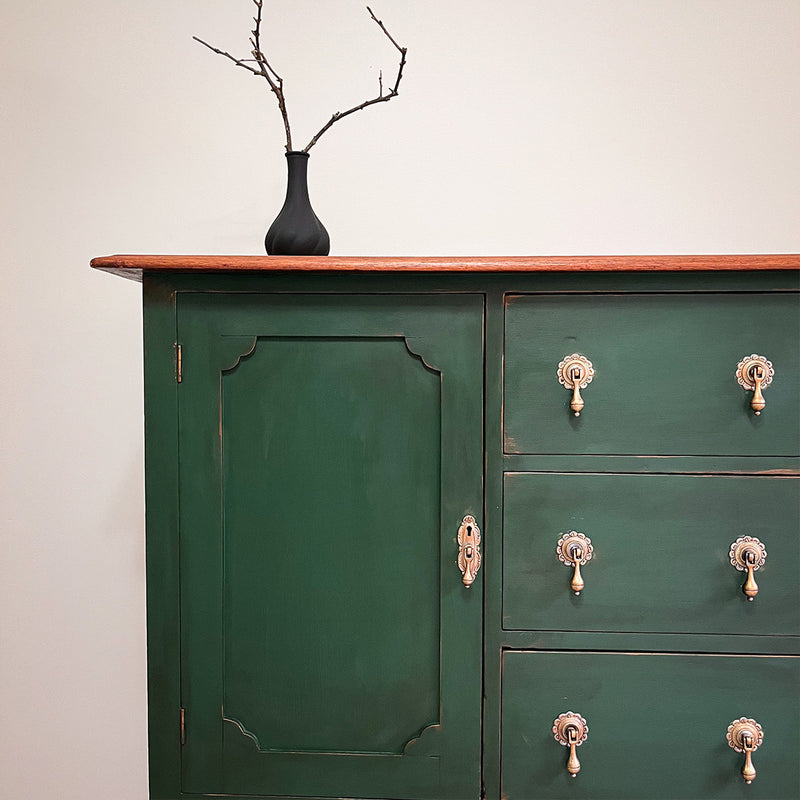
[
  {"x1": 501, "y1": 650, "x2": 800, "y2": 800},
  {"x1": 504, "y1": 292, "x2": 800, "y2": 456},
  {"x1": 503, "y1": 473, "x2": 800, "y2": 635}
]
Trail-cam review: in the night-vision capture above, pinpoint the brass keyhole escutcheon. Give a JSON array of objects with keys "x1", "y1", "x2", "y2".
[
  {"x1": 556, "y1": 532, "x2": 594, "y2": 595},
  {"x1": 735, "y1": 355, "x2": 774, "y2": 416},
  {"x1": 729, "y1": 536, "x2": 767, "y2": 601},
  {"x1": 727, "y1": 718, "x2": 763, "y2": 784},
  {"x1": 457, "y1": 515, "x2": 481, "y2": 588},
  {"x1": 553, "y1": 712, "x2": 588, "y2": 777},
  {"x1": 557, "y1": 354, "x2": 594, "y2": 416}
]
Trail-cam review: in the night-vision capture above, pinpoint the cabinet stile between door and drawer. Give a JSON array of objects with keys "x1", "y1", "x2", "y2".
[{"x1": 92, "y1": 254, "x2": 800, "y2": 800}]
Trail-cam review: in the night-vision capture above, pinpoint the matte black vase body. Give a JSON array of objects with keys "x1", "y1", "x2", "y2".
[{"x1": 265, "y1": 151, "x2": 330, "y2": 255}]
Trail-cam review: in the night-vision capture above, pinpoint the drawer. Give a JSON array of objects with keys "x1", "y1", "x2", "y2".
[
  {"x1": 503, "y1": 473, "x2": 800, "y2": 635},
  {"x1": 503, "y1": 292, "x2": 800, "y2": 456},
  {"x1": 500, "y1": 650, "x2": 800, "y2": 800}
]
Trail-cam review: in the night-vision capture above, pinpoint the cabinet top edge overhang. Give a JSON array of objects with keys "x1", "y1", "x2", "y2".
[{"x1": 90, "y1": 254, "x2": 800, "y2": 282}]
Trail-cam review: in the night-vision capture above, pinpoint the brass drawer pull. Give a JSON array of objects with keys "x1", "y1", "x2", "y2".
[
  {"x1": 552, "y1": 712, "x2": 588, "y2": 777},
  {"x1": 729, "y1": 536, "x2": 767, "y2": 601},
  {"x1": 556, "y1": 532, "x2": 593, "y2": 595},
  {"x1": 736, "y1": 354, "x2": 774, "y2": 415},
  {"x1": 557, "y1": 354, "x2": 594, "y2": 416},
  {"x1": 727, "y1": 717, "x2": 763, "y2": 784},
  {"x1": 457, "y1": 515, "x2": 481, "y2": 588}
]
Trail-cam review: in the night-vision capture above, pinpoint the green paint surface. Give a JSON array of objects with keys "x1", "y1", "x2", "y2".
[
  {"x1": 503, "y1": 473, "x2": 800, "y2": 635},
  {"x1": 137, "y1": 271, "x2": 798, "y2": 800},
  {"x1": 175, "y1": 292, "x2": 483, "y2": 799},
  {"x1": 222, "y1": 337, "x2": 441, "y2": 754},
  {"x1": 501, "y1": 650, "x2": 800, "y2": 800},
  {"x1": 504, "y1": 293, "x2": 800, "y2": 456}
]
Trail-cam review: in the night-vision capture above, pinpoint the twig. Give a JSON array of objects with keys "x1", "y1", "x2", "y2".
[
  {"x1": 193, "y1": 36, "x2": 261, "y2": 75},
  {"x1": 195, "y1": 0, "x2": 293, "y2": 151},
  {"x1": 302, "y1": 6, "x2": 407, "y2": 152},
  {"x1": 249, "y1": 0, "x2": 292, "y2": 149},
  {"x1": 194, "y1": 3, "x2": 407, "y2": 154}
]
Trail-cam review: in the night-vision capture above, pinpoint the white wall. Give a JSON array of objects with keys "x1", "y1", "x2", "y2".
[{"x1": 1, "y1": 1, "x2": 798, "y2": 797}]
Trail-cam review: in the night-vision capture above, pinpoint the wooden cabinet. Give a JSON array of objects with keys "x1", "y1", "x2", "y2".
[{"x1": 92, "y1": 255, "x2": 799, "y2": 800}]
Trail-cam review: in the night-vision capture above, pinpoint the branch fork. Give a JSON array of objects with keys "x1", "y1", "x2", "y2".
[{"x1": 194, "y1": 1, "x2": 407, "y2": 153}]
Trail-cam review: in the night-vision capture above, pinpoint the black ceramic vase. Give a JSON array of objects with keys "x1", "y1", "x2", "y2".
[{"x1": 265, "y1": 151, "x2": 330, "y2": 255}]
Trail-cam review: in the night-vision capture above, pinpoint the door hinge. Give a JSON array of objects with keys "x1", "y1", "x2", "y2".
[
  {"x1": 175, "y1": 343, "x2": 182, "y2": 383},
  {"x1": 180, "y1": 707, "x2": 186, "y2": 745}
]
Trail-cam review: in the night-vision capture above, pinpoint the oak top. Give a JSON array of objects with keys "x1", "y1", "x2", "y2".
[{"x1": 91, "y1": 254, "x2": 800, "y2": 281}]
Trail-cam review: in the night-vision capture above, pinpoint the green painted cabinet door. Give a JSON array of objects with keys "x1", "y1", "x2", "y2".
[
  {"x1": 502, "y1": 651, "x2": 800, "y2": 800},
  {"x1": 175, "y1": 292, "x2": 483, "y2": 799}
]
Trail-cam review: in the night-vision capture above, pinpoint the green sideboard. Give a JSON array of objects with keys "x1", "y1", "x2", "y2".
[{"x1": 92, "y1": 255, "x2": 800, "y2": 800}]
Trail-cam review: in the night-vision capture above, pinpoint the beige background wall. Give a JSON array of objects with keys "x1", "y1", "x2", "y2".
[{"x1": 2, "y1": 1, "x2": 798, "y2": 797}]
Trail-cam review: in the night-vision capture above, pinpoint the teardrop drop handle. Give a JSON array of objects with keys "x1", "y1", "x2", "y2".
[
  {"x1": 557, "y1": 532, "x2": 593, "y2": 595},
  {"x1": 742, "y1": 738, "x2": 757, "y2": 784},
  {"x1": 735, "y1": 355, "x2": 774, "y2": 416},
  {"x1": 751, "y1": 370, "x2": 766, "y2": 415},
  {"x1": 557, "y1": 354, "x2": 594, "y2": 417},
  {"x1": 566, "y1": 727, "x2": 581, "y2": 777},
  {"x1": 570, "y1": 558, "x2": 585, "y2": 595},
  {"x1": 553, "y1": 712, "x2": 588, "y2": 777},
  {"x1": 727, "y1": 718, "x2": 763, "y2": 784},
  {"x1": 571, "y1": 380, "x2": 585, "y2": 416},
  {"x1": 729, "y1": 537, "x2": 766, "y2": 601},
  {"x1": 743, "y1": 560, "x2": 759, "y2": 601}
]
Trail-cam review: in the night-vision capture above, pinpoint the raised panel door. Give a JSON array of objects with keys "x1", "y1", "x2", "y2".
[{"x1": 176, "y1": 292, "x2": 484, "y2": 799}]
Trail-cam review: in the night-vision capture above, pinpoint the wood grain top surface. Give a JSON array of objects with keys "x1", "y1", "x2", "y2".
[{"x1": 91, "y1": 254, "x2": 800, "y2": 281}]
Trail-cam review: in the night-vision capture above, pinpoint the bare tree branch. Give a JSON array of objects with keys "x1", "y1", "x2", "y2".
[
  {"x1": 367, "y1": 6, "x2": 402, "y2": 48},
  {"x1": 302, "y1": 6, "x2": 407, "y2": 152},
  {"x1": 250, "y1": 2, "x2": 281, "y2": 84},
  {"x1": 193, "y1": 36, "x2": 261, "y2": 75},
  {"x1": 195, "y1": 0, "x2": 293, "y2": 151},
  {"x1": 250, "y1": 0, "x2": 292, "y2": 150},
  {"x1": 194, "y1": 2, "x2": 407, "y2": 155}
]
